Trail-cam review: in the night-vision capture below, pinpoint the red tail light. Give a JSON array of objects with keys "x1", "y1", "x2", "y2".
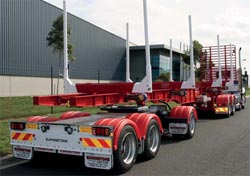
[
  {"x1": 10, "y1": 122, "x2": 26, "y2": 130},
  {"x1": 92, "y1": 126, "x2": 111, "y2": 136}
]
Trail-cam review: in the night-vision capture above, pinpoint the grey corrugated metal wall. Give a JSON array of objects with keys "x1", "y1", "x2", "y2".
[{"x1": 0, "y1": 0, "x2": 126, "y2": 81}]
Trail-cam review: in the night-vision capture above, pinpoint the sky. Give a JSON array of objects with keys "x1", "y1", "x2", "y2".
[{"x1": 44, "y1": 0, "x2": 250, "y2": 83}]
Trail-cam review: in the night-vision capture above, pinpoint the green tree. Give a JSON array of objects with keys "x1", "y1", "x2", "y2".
[
  {"x1": 47, "y1": 15, "x2": 75, "y2": 94},
  {"x1": 182, "y1": 40, "x2": 203, "y2": 80},
  {"x1": 182, "y1": 40, "x2": 203, "y2": 65}
]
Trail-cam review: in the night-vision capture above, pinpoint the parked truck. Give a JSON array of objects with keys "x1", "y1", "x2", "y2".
[{"x1": 193, "y1": 41, "x2": 246, "y2": 118}]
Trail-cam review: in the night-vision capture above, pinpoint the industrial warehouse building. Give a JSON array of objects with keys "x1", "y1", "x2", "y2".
[{"x1": 0, "y1": 0, "x2": 186, "y2": 97}]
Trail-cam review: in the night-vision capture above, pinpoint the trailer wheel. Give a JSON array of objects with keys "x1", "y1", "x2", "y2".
[
  {"x1": 114, "y1": 125, "x2": 138, "y2": 173},
  {"x1": 237, "y1": 104, "x2": 242, "y2": 111},
  {"x1": 242, "y1": 96, "x2": 246, "y2": 109},
  {"x1": 225, "y1": 105, "x2": 231, "y2": 118},
  {"x1": 143, "y1": 119, "x2": 161, "y2": 160},
  {"x1": 185, "y1": 112, "x2": 196, "y2": 139}
]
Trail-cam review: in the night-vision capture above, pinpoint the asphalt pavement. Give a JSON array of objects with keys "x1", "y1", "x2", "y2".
[{"x1": 1, "y1": 98, "x2": 249, "y2": 176}]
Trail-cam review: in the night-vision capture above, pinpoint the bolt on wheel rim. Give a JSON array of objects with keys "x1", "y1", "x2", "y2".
[
  {"x1": 189, "y1": 115, "x2": 195, "y2": 134},
  {"x1": 121, "y1": 132, "x2": 136, "y2": 165},
  {"x1": 148, "y1": 125, "x2": 159, "y2": 153}
]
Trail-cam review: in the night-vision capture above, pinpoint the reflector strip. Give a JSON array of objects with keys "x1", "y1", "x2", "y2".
[
  {"x1": 92, "y1": 138, "x2": 103, "y2": 148},
  {"x1": 215, "y1": 107, "x2": 228, "y2": 112},
  {"x1": 12, "y1": 132, "x2": 21, "y2": 140},
  {"x1": 98, "y1": 139, "x2": 111, "y2": 148},
  {"x1": 81, "y1": 138, "x2": 111, "y2": 148},
  {"x1": 23, "y1": 133, "x2": 32, "y2": 141},
  {"x1": 79, "y1": 126, "x2": 92, "y2": 133},
  {"x1": 17, "y1": 133, "x2": 26, "y2": 140},
  {"x1": 26, "y1": 123, "x2": 38, "y2": 130},
  {"x1": 84, "y1": 138, "x2": 95, "y2": 147},
  {"x1": 11, "y1": 132, "x2": 33, "y2": 141}
]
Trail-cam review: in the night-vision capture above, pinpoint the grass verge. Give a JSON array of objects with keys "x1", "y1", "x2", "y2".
[
  {"x1": 0, "y1": 96, "x2": 93, "y2": 120},
  {"x1": 0, "y1": 120, "x2": 12, "y2": 157},
  {"x1": 246, "y1": 87, "x2": 250, "y2": 96}
]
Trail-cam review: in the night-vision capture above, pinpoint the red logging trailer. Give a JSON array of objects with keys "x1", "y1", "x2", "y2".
[
  {"x1": 193, "y1": 43, "x2": 246, "y2": 117},
  {"x1": 33, "y1": 81, "x2": 198, "y2": 107},
  {"x1": 9, "y1": 1, "x2": 199, "y2": 172},
  {"x1": 11, "y1": 80, "x2": 199, "y2": 172},
  {"x1": 9, "y1": 37, "x2": 244, "y2": 174},
  {"x1": 33, "y1": 44, "x2": 242, "y2": 118},
  {"x1": 9, "y1": 0, "x2": 245, "y2": 172}
]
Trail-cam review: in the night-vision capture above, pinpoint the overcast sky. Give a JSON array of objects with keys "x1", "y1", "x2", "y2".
[{"x1": 44, "y1": 0, "x2": 250, "y2": 80}]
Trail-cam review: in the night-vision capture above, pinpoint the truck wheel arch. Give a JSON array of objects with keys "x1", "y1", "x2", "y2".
[
  {"x1": 216, "y1": 94, "x2": 234, "y2": 117},
  {"x1": 60, "y1": 111, "x2": 91, "y2": 120},
  {"x1": 125, "y1": 113, "x2": 163, "y2": 140},
  {"x1": 94, "y1": 118, "x2": 141, "y2": 151},
  {"x1": 216, "y1": 94, "x2": 230, "y2": 105},
  {"x1": 26, "y1": 116, "x2": 59, "y2": 122},
  {"x1": 170, "y1": 106, "x2": 198, "y2": 122},
  {"x1": 170, "y1": 106, "x2": 197, "y2": 139}
]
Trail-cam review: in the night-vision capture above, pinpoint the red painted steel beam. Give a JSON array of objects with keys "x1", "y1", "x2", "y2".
[
  {"x1": 33, "y1": 82, "x2": 199, "y2": 107},
  {"x1": 69, "y1": 93, "x2": 121, "y2": 107},
  {"x1": 33, "y1": 93, "x2": 87, "y2": 106}
]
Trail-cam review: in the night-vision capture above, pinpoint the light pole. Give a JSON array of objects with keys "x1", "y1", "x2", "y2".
[{"x1": 239, "y1": 47, "x2": 242, "y2": 92}]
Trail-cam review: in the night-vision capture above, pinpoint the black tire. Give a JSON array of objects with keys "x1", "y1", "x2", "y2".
[
  {"x1": 237, "y1": 104, "x2": 242, "y2": 111},
  {"x1": 172, "y1": 112, "x2": 196, "y2": 140},
  {"x1": 185, "y1": 112, "x2": 196, "y2": 139},
  {"x1": 224, "y1": 105, "x2": 231, "y2": 118},
  {"x1": 231, "y1": 104, "x2": 235, "y2": 116},
  {"x1": 143, "y1": 119, "x2": 161, "y2": 160},
  {"x1": 114, "y1": 125, "x2": 138, "y2": 173}
]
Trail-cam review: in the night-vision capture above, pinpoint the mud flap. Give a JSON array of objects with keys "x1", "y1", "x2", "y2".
[
  {"x1": 85, "y1": 153, "x2": 112, "y2": 170},
  {"x1": 13, "y1": 145, "x2": 33, "y2": 160},
  {"x1": 169, "y1": 123, "x2": 188, "y2": 135}
]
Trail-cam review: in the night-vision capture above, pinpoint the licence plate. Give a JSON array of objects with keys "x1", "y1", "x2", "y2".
[
  {"x1": 13, "y1": 146, "x2": 33, "y2": 160},
  {"x1": 169, "y1": 123, "x2": 188, "y2": 134},
  {"x1": 85, "y1": 153, "x2": 112, "y2": 170}
]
